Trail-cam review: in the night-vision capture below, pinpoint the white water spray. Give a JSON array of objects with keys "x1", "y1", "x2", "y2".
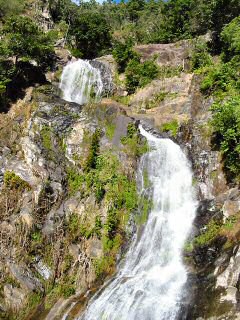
[
  {"x1": 59, "y1": 60, "x2": 103, "y2": 105},
  {"x1": 76, "y1": 126, "x2": 197, "y2": 320}
]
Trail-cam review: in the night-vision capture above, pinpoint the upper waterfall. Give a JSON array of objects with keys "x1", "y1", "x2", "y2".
[
  {"x1": 74, "y1": 126, "x2": 197, "y2": 320},
  {"x1": 59, "y1": 59, "x2": 103, "y2": 105}
]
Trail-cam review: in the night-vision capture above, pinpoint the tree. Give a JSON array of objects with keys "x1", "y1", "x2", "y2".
[
  {"x1": 221, "y1": 17, "x2": 240, "y2": 62},
  {"x1": 112, "y1": 39, "x2": 138, "y2": 72},
  {"x1": 211, "y1": 97, "x2": 240, "y2": 181},
  {"x1": 70, "y1": 11, "x2": 111, "y2": 59},
  {"x1": 126, "y1": 0, "x2": 145, "y2": 22},
  {"x1": 2, "y1": 16, "x2": 55, "y2": 68},
  {"x1": 162, "y1": 0, "x2": 192, "y2": 41}
]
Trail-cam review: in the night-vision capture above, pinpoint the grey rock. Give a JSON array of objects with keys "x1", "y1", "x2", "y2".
[{"x1": 8, "y1": 263, "x2": 43, "y2": 292}]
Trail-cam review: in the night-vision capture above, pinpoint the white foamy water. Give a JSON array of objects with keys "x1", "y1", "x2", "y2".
[
  {"x1": 75, "y1": 126, "x2": 197, "y2": 320},
  {"x1": 59, "y1": 59, "x2": 103, "y2": 105}
]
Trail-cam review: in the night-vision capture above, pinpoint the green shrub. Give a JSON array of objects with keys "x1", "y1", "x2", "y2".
[
  {"x1": 221, "y1": 17, "x2": 240, "y2": 62},
  {"x1": 211, "y1": 96, "x2": 240, "y2": 181},
  {"x1": 145, "y1": 91, "x2": 175, "y2": 109},
  {"x1": 194, "y1": 220, "x2": 221, "y2": 246},
  {"x1": 106, "y1": 123, "x2": 116, "y2": 140},
  {"x1": 93, "y1": 255, "x2": 115, "y2": 279},
  {"x1": 125, "y1": 58, "x2": 159, "y2": 93},
  {"x1": 84, "y1": 129, "x2": 101, "y2": 171},
  {"x1": 161, "y1": 120, "x2": 179, "y2": 138},
  {"x1": 105, "y1": 208, "x2": 119, "y2": 240},
  {"x1": 67, "y1": 168, "x2": 84, "y2": 195},
  {"x1": 112, "y1": 39, "x2": 138, "y2": 73},
  {"x1": 200, "y1": 60, "x2": 240, "y2": 94},
  {"x1": 121, "y1": 123, "x2": 149, "y2": 157},
  {"x1": 158, "y1": 65, "x2": 183, "y2": 79},
  {"x1": 4, "y1": 171, "x2": 31, "y2": 191},
  {"x1": 190, "y1": 39, "x2": 213, "y2": 70}
]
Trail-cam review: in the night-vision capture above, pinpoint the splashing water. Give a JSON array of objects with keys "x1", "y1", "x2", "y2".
[
  {"x1": 59, "y1": 59, "x2": 103, "y2": 105},
  {"x1": 75, "y1": 126, "x2": 197, "y2": 320}
]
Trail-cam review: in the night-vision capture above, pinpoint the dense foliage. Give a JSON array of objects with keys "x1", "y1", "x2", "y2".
[
  {"x1": 21, "y1": 0, "x2": 240, "y2": 59},
  {"x1": 69, "y1": 11, "x2": 111, "y2": 58},
  {"x1": 211, "y1": 98, "x2": 240, "y2": 182},
  {"x1": 194, "y1": 18, "x2": 240, "y2": 183},
  {"x1": 2, "y1": 16, "x2": 54, "y2": 67},
  {"x1": 125, "y1": 57, "x2": 159, "y2": 93},
  {"x1": 0, "y1": 15, "x2": 54, "y2": 111}
]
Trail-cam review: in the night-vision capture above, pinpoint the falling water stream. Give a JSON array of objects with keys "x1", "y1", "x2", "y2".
[
  {"x1": 59, "y1": 60, "x2": 197, "y2": 319},
  {"x1": 59, "y1": 59, "x2": 103, "y2": 105},
  {"x1": 71, "y1": 126, "x2": 197, "y2": 320}
]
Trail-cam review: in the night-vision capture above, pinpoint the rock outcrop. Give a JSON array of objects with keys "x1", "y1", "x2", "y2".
[{"x1": 0, "y1": 83, "x2": 142, "y2": 319}]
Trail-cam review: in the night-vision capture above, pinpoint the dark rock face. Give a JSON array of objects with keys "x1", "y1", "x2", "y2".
[{"x1": 89, "y1": 60, "x2": 115, "y2": 97}]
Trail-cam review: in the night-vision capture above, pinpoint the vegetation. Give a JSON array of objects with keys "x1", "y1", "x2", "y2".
[
  {"x1": 69, "y1": 11, "x2": 111, "y2": 59},
  {"x1": 211, "y1": 97, "x2": 240, "y2": 182},
  {"x1": 125, "y1": 57, "x2": 159, "y2": 93},
  {"x1": 186, "y1": 215, "x2": 240, "y2": 251},
  {"x1": 191, "y1": 17, "x2": 240, "y2": 183},
  {"x1": 0, "y1": 15, "x2": 55, "y2": 111},
  {"x1": 4, "y1": 171, "x2": 31, "y2": 191},
  {"x1": 161, "y1": 120, "x2": 179, "y2": 138},
  {"x1": 112, "y1": 39, "x2": 138, "y2": 73},
  {"x1": 121, "y1": 123, "x2": 149, "y2": 157},
  {"x1": 1, "y1": 16, "x2": 54, "y2": 67},
  {"x1": 190, "y1": 39, "x2": 213, "y2": 70}
]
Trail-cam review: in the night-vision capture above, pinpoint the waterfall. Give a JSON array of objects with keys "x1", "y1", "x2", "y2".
[
  {"x1": 59, "y1": 60, "x2": 103, "y2": 105},
  {"x1": 77, "y1": 126, "x2": 197, "y2": 320}
]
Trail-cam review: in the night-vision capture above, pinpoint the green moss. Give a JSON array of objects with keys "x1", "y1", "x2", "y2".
[
  {"x1": 41, "y1": 125, "x2": 53, "y2": 151},
  {"x1": 114, "y1": 95, "x2": 131, "y2": 106},
  {"x1": 143, "y1": 169, "x2": 150, "y2": 188},
  {"x1": 4, "y1": 171, "x2": 31, "y2": 191},
  {"x1": 161, "y1": 120, "x2": 179, "y2": 138},
  {"x1": 15, "y1": 292, "x2": 43, "y2": 320},
  {"x1": 93, "y1": 255, "x2": 115, "y2": 279},
  {"x1": 135, "y1": 197, "x2": 152, "y2": 225},
  {"x1": 106, "y1": 123, "x2": 116, "y2": 140},
  {"x1": 194, "y1": 220, "x2": 221, "y2": 246}
]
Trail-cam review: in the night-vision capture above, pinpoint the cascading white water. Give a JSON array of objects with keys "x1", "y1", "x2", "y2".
[
  {"x1": 77, "y1": 126, "x2": 197, "y2": 320},
  {"x1": 59, "y1": 60, "x2": 103, "y2": 105}
]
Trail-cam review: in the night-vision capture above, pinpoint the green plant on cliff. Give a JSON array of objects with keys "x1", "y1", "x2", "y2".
[
  {"x1": 211, "y1": 97, "x2": 240, "y2": 182},
  {"x1": 194, "y1": 220, "x2": 221, "y2": 246},
  {"x1": 121, "y1": 123, "x2": 149, "y2": 157},
  {"x1": 221, "y1": 16, "x2": 240, "y2": 62},
  {"x1": 84, "y1": 129, "x2": 101, "y2": 171},
  {"x1": 190, "y1": 39, "x2": 213, "y2": 70},
  {"x1": 161, "y1": 120, "x2": 179, "y2": 138},
  {"x1": 4, "y1": 171, "x2": 31, "y2": 191},
  {"x1": 200, "y1": 60, "x2": 240, "y2": 94}
]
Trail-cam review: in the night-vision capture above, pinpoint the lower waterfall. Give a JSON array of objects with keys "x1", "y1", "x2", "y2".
[
  {"x1": 76, "y1": 126, "x2": 197, "y2": 320},
  {"x1": 59, "y1": 59, "x2": 103, "y2": 105}
]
